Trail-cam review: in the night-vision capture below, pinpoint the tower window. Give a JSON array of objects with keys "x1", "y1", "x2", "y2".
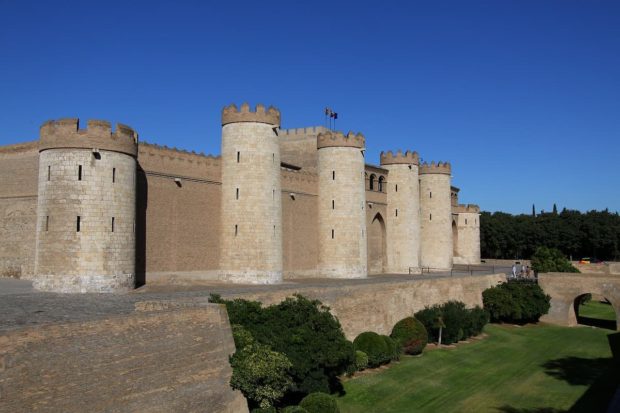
[
  {"x1": 273, "y1": 225, "x2": 276, "y2": 237},
  {"x1": 237, "y1": 151, "x2": 240, "y2": 163},
  {"x1": 332, "y1": 170, "x2": 335, "y2": 180},
  {"x1": 45, "y1": 216, "x2": 49, "y2": 232},
  {"x1": 78, "y1": 165, "x2": 82, "y2": 181},
  {"x1": 332, "y1": 200, "x2": 335, "y2": 210},
  {"x1": 369, "y1": 174, "x2": 376, "y2": 190},
  {"x1": 273, "y1": 189, "x2": 275, "y2": 200},
  {"x1": 236, "y1": 188, "x2": 239, "y2": 200},
  {"x1": 331, "y1": 229, "x2": 334, "y2": 239},
  {"x1": 112, "y1": 168, "x2": 116, "y2": 183},
  {"x1": 378, "y1": 176, "x2": 384, "y2": 192},
  {"x1": 235, "y1": 224, "x2": 238, "y2": 236},
  {"x1": 362, "y1": 229, "x2": 364, "y2": 237},
  {"x1": 395, "y1": 209, "x2": 398, "y2": 217},
  {"x1": 429, "y1": 214, "x2": 432, "y2": 221},
  {"x1": 395, "y1": 184, "x2": 398, "y2": 192},
  {"x1": 111, "y1": 217, "x2": 115, "y2": 232},
  {"x1": 47, "y1": 166, "x2": 51, "y2": 181},
  {"x1": 430, "y1": 192, "x2": 432, "y2": 198},
  {"x1": 76, "y1": 216, "x2": 81, "y2": 232},
  {"x1": 272, "y1": 153, "x2": 275, "y2": 163},
  {"x1": 465, "y1": 218, "x2": 468, "y2": 225}
]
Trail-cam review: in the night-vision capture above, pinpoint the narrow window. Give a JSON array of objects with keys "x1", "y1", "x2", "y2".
[
  {"x1": 395, "y1": 209, "x2": 398, "y2": 217},
  {"x1": 362, "y1": 229, "x2": 364, "y2": 237},
  {"x1": 45, "y1": 216, "x2": 49, "y2": 232},
  {"x1": 272, "y1": 153, "x2": 275, "y2": 163},
  {"x1": 237, "y1": 151, "x2": 240, "y2": 163},
  {"x1": 465, "y1": 219, "x2": 468, "y2": 225},
  {"x1": 331, "y1": 229, "x2": 334, "y2": 239},
  {"x1": 430, "y1": 191, "x2": 432, "y2": 198},
  {"x1": 236, "y1": 188, "x2": 239, "y2": 200},
  {"x1": 234, "y1": 224, "x2": 238, "y2": 236},
  {"x1": 77, "y1": 216, "x2": 81, "y2": 232},
  {"x1": 273, "y1": 225, "x2": 276, "y2": 237},
  {"x1": 47, "y1": 166, "x2": 51, "y2": 181},
  {"x1": 111, "y1": 217, "x2": 115, "y2": 232},
  {"x1": 78, "y1": 165, "x2": 82, "y2": 181},
  {"x1": 112, "y1": 168, "x2": 116, "y2": 183},
  {"x1": 332, "y1": 171, "x2": 335, "y2": 180},
  {"x1": 273, "y1": 189, "x2": 275, "y2": 200},
  {"x1": 429, "y1": 214, "x2": 432, "y2": 221},
  {"x1": 332, "y1": 200, "x2": 335, "y2": 210},
  {"x1": 395, "y1": 184, "x2": 398, "y2": 192}
]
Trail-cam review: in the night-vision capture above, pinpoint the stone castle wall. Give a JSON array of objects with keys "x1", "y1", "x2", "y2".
[
  {"x1": 0, "y1": 142, "x2": 38, "y2": 278},
  {"x1": 0, "y1": 302, "x2": 247, "y2": 413}
]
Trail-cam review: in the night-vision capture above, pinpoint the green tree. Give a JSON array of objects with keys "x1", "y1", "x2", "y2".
[{"x1": 531, "y1": 246, "x2": 579, "y2": 273}]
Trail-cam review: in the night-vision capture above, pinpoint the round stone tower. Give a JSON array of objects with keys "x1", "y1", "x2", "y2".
[
  {"x1": 219, "y1": 103, "x2": 283, "y2": 284},
  {"x1": 317, "y1": 131, "x2": 367, "y2": 278},
  {"x1": 380, "y1": 150, "x2": 421, "y2": 274},
  {"x1": 419, "y1": 161, "x2": 453, "y2": 271},
  {"x1": 34, "y1": 119, "x2": 138, "y2": 292},
  {"x1": 452, "y1": 204, "x2": 481, "y2": 265}
]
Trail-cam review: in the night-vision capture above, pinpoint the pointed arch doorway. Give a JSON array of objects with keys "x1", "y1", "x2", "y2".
[{"x1": 368, "y1": 212, "x2": 387, "y2": 274}]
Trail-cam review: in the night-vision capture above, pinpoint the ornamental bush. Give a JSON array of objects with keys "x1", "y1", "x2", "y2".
[
  {"x1": 482, "y1": 282, "x2": 551, "y2": 324},
  {"x1": 210, "y1": 294, "x2": 354, "y2": 403},
  {"x1": 281, "y1": 406, "x2": 308, "y2": 413},
  {"x1": 382, "y1": 335, "x2": 401, "y2": 361},
  {"x1": 353, "y1": 331, "x2": 391, "y2": 367},
  {"x1": 299, "y1": 392, "x2": 339, "y2": 413},
  {"x1": 390, "y1": 317, "x2": 428, "y2": 355},
  {"x1": 354, "y1": 350, "x2": 369, "y2": 371},
  {"x1": 415, "y1": 301, "x2": 490, "y2": 345}
]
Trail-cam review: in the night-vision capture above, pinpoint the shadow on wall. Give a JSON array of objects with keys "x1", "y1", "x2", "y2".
[{"x1": 135, "y1": 164, "x2": 148, "y2": 288}]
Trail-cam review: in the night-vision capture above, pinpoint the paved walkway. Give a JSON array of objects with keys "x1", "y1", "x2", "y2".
[{"x1": 0, "y1": 267, "x2": 509, "y2": 333}]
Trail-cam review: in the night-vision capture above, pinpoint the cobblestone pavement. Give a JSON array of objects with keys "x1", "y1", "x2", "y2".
[{"x1": 0, "y1": 266, "x2": 509, "y2": 332}]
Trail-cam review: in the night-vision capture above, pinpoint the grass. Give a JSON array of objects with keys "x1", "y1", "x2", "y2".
[
  {"x1": 337, "y1": 324, "x2": 618, "y2": 413},
  {"x1": 579, "y1": 300, "x2": 617, "y2": 322}
]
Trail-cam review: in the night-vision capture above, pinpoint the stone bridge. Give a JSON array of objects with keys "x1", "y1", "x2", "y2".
[{"x1": 539, "y1": 272, "x2": 620, "y2": 330}]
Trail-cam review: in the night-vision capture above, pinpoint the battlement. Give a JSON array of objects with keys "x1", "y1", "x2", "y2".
[
  {"x1": 279, "y1": 126, "x2": 327, "y2": 137},
  {"x1": 39, "y1": 118, "x2": 138, "y2": 157},
  {"x1": 221, "y1": 103, "x2": 280, "y2": 126},
  {"x1": 316, "y1": 131, "x2": 365, "y2": 149},
  {"x1": 419, "y1": 161, "x2": 451, "y2": 175},
  {"x1": 453, "y1": 204, "x2": 480, "y2": 214},
  {"x1": 380, "y1": 150, "x2": 419, "y2": 166}
]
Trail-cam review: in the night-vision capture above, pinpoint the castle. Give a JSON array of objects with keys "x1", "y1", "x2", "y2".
[{"x1": 0, "y1": 103, "x2": 480, "y2": 292}]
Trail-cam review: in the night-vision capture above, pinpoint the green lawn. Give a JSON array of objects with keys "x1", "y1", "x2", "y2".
[
  {"x1": 579, "y1": 300, "x2": 617, "y2": 322},
  {"x1": 338, "y1": 324, "x2": 618, "y2": 413}
]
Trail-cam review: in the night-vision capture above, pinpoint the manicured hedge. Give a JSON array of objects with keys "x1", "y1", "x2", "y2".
[
  {"x1": 390, "y1": 317, "x2": 428, "y2": 355},
  {"x1": 353, "y1": 331, "x2": 391, "y2": 367},
  {"x1": 415, "y1": 301, "x2": 490, "y2": 345},
  {"x1": 299, "y1": 392, "x2": 339, "y2": 413},
  {"x1": 483, "y1": 282, "x2": 551, "y2": 324}
]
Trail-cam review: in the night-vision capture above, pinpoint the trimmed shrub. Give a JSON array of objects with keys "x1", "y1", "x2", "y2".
[
  {"x1": 415, "y1": 301, "x2": 490, "y2": 345},
  {"x1": 413, "y1": 306, "x2": 442, "y2": 343},
  {"x1": 353, "y1": 331, "x2": 390, "y2": 367},
  {"x1": 390, "y1": 316, "x2": 428, "y2": 355},
  {"x1": 483, "y1": 282, "x2": 551, "y2": 324},
  {"x1": 354, "y1": 350, "x2": 369, "y2": 371},
  {"x1": 463, "y1": 306, "x2": 489, "y2": 338},
  {"x1": 382, "y1": 335, "x2": 401, "y2": 361},
  {"x1": 299, "y1": 392, "x2": 339, "y2": 413}
]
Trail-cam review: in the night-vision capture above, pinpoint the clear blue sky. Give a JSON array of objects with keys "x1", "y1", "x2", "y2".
[{"x1": 1, "y1": 1, "x2": 618, "y2": 214}]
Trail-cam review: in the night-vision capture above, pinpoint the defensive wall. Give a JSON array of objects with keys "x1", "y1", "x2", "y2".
[
  {"x1": 0, "y1": 300, "x2": 247, "y2": 413},
  {"x1": 215, "y1": 273, "x2": 506, "y2": 339},
  {"x1": 539, "y1": 272, "x2": 620, "y2": 330}
]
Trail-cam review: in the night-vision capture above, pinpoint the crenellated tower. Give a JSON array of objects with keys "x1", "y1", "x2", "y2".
[
  {"x1": 317, "y1": 131, "x2": 367, "y2": 278},
  {"x1": 452, "y1": 204, "x2": 481, "y2": 265},
  {"x1": 380, "y1": 150, "x2": 421, "y2": 274},
  {"x1": 34, "y1": 119, "x2": 138, "y2": 292},
  {"x1": 419, "y1": 161, "x2": 453, "y2": 270},
  {"x1": 219, "y1": 103, "x2": 283, "y2": 283}
]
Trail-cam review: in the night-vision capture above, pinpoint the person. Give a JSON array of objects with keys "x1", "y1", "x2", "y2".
[{"x1": 511, "y1": 264, "x2": 517, "y2": 278}]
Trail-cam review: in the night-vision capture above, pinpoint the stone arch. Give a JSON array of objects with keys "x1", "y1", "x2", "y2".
[
  {"x1": 452, "y1": 219, "x2": 459, "y2": 257},
  {"x1": 369, "y1": 174, "x2": 376, "y2": 191},
  {"x1": 367, "y1": 212, "x2": 386, "y2": 274},
  {"x1": 571, "y1": 293, "x2": 617, "y2": 330},
  {"x1": 378, "y1": 176, "x2": 385, "y2": 192}
]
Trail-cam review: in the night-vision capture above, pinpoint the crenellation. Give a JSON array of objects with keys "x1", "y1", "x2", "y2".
[
  {"x1": 380, "y1": 149, "x2": 419, "y2": 165},
  {"x1": 221, "y1": 102, "x2": 281, "y2": 126},
  {"x1": 419, "y1": 161, "x2": 451, "y2": 175},
  {"x1": 317, "y1": 130, "x2": 365, "y2": 149}
]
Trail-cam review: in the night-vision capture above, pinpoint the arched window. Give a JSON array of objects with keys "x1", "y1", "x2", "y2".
[
  {"x1": 369, "y1": 174, "x2": 376, "y2": 191},
  {"x1": 378, "y1": 176, "x2": 385, "y2": 192}
]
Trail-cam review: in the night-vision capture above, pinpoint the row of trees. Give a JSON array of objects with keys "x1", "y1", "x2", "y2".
[{"x1": 480, "y1": 208, "x2": 620, "y2": 260}]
